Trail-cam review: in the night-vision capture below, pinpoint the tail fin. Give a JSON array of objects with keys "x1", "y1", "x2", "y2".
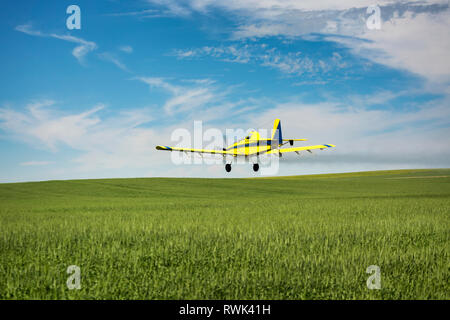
[{"x1": 271, "y1": 119, "x2": 282, "y2": 145}]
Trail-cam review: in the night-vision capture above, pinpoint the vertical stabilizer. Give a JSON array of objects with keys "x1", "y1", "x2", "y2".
[{"x1": 271, "y1": 119, "x2": 282, "y2": 146}]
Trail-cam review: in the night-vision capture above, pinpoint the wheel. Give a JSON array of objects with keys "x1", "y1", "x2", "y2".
[
  {"x1": 253, "y1": 163, "x2": 259, "y2": 172},
  {"x1": 225, "y1": 163, "x2": 232, "y2": 172}
]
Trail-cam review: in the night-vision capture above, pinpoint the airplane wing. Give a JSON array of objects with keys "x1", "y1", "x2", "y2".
[
  {"x1": 156, "y1": 145, "x2": 239, "y2": 156},
  {"x1": 267, "y1": 144, "x2": 335, "y2": 154}
]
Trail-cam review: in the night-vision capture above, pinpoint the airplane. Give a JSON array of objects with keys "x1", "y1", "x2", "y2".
[{"x1": 156, "y1": 119, "x2": 335, "y2": 172}]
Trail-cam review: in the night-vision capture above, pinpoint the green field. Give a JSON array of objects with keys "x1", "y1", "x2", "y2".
[{"x1": 0, "y1": 169, "x2": 449, "y2": 299}]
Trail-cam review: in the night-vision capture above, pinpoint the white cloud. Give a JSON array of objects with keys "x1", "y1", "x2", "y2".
[
  {"x1": 15, "y1": 24, "x2": 44, "y2": 36},
  {"x1": 0, "y1": 101, "x2": 104, "y2": 151},
  {"x1": 153, "y1": 1, "x2": 450, "y2": 85},
  {"x1": 147, "y1": 0, "x2": 447, "y2": 16},
  {"x1": 136, "y1": 77, "x2": 179, "y2": 93},
  {"x1": 0, "y1": 100, "x2": 164, "y2": 173},
  {"x1": 164, "y1": 87, "x2": 215, "y2": 114},
  {"x1": 134, "y1": 77, "x2": 237, "y2": 116},
  {"x1": 105, "y1": 9, "x2": 159, "y2": 17},
  {"x1": 293, "y1": 80, "x2": 328, "y2": 86},
  {"x1": 173, "y1": 44, "x2": 346, "y2": 78},
  {"x1": 15, "y1": 24, "x2": 97, "y2": 63},
  {"x1": 119, "y1": 45, "x2": 133, "y2": 53},
  {"x1": 220, "y1": 1, "x2": 450, "y2": 85},
  {"x1": 173, "y1": 45, "x2": 251, "y2": 63},
  {"x1": 99, "y1": 52, "x2": 130, "y2": 72},
  {"x1": 50, "y1": 34, "x2": 97, "y2": 63},
  {"x1": 20, "y1": 161, "x2": 54, "y2": 166},
  {"x1": 0, "y1": 83, "x2": 255, "y2": 180},
  {"x1": 346, "y1": 9, "x2": 450, "y2": 83},
  {"x1": 251, "y1": 98, "x2": 450, "y2": 172},
  {"x1": 147, "y1": 0, "x2": 192, "y2": 16},
  {"x1": 1, "y1": 91, "x2": 449, "y2": 181}
]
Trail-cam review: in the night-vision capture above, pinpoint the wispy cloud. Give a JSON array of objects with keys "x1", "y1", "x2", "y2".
[
  {"x1": 172, "y1": 44, "x2": 346, "y2": 78},
  {"x1": 105, "y1": 9, "x2": 159, "y2": 17},
  {"x1": 99, "y1": 52, "x2": 130, "y2": 72},
  {"x1": 20, "y1": 161, "x2": 54, "y2": 166},
  {"x1": 119, "y1": 45, "x2": 133, "y2": 54},
  {"x1": 134, "y1": 77, "x2": 236, "y2": 116},
  {"x1": 0, "y1": 100, "x2": 160, "y2": 173},
  {"x1": 293, "y1": 80, "x2": 328, "y2": 86},
  {"x1": 15, "y1": 24, "x2": 44, "y2": 36},
  {"x1": 15, "y1": 24, "x2": 97, "y2": 64},
  {"x1": 152, "y1": 1, "x2": 450, "y2": 86},
  {"x1": 146, "y1": 0, "x2": 448, "y2": 15},
  {"x1": 50, "y1": 34, "x2": 97, "y2": 64},
  {"x1": 173, "y1": 45, "x2": 251, "y2": 63},
  {"x1": 106, "y1": 3, "x2": 190, "y2": 18},
  {"x1": 0, "y1": 100, "x2": 104, "y2": 151},
  {"x1": 145, "y1": 0, "x2": 448, "y2": 37},
  {"x1": 328, "y1": 9, "x2": 450, "y2": 84},
  {"x1": 146, "y1": 0, "x2": 192, "y2": 17}
]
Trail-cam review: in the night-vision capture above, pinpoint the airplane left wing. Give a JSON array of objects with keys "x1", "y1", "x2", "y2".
[
  {"x1": 267, "y1": 144, "x2": 335, "y2": 154},
  {"x1": 156, "y1": 145, "x2": 239, "y2": 155}
]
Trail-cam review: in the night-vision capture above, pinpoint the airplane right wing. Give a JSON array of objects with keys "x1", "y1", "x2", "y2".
[{"x1": 268, "y1": 144, "x2": 335, "y2": 154}]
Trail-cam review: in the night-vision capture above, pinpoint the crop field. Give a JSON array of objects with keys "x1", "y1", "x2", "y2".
[{"x1": 0, "y1": 169, "x2": 449, "y2": 299}]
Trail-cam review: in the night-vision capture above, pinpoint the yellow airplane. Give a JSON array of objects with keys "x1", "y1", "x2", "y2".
[{"x1": 156, "y1": 119, "x2": 335, "y2": 172}]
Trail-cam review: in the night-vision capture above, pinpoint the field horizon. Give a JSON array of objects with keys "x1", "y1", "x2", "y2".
[
  {"x1": 2, "y1": 168, "x2": 450, "y2": 185},
  {"x1": 1, "y1": 168, "x2": 449, "y2": 299}
]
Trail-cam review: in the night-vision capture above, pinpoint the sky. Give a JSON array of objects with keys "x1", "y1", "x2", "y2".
[{"x1": 0, "y1": 0, "x2": 449, "y2": 182}]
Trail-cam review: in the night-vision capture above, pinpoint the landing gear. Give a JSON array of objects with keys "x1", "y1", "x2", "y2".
[{"x1": 224, "y1": 163, "x2": 259, "y2": 172}]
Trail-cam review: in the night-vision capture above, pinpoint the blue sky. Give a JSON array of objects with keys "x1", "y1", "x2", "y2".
[{"x1": 0, "y1": 0, "x2": 449, "y2": 182}]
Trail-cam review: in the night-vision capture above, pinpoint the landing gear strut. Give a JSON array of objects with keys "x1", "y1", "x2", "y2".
[
  {"x1": 253, "y1": 163, "x2": 259, "y2": 172},
  {"x1": 225, "y1": 163, "x2": 232, "y2": 172}
]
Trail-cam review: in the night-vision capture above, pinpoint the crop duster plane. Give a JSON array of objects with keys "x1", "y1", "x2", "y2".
[{"x1": 156, "y1": 119, "x2": 335, "y2": 172}]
